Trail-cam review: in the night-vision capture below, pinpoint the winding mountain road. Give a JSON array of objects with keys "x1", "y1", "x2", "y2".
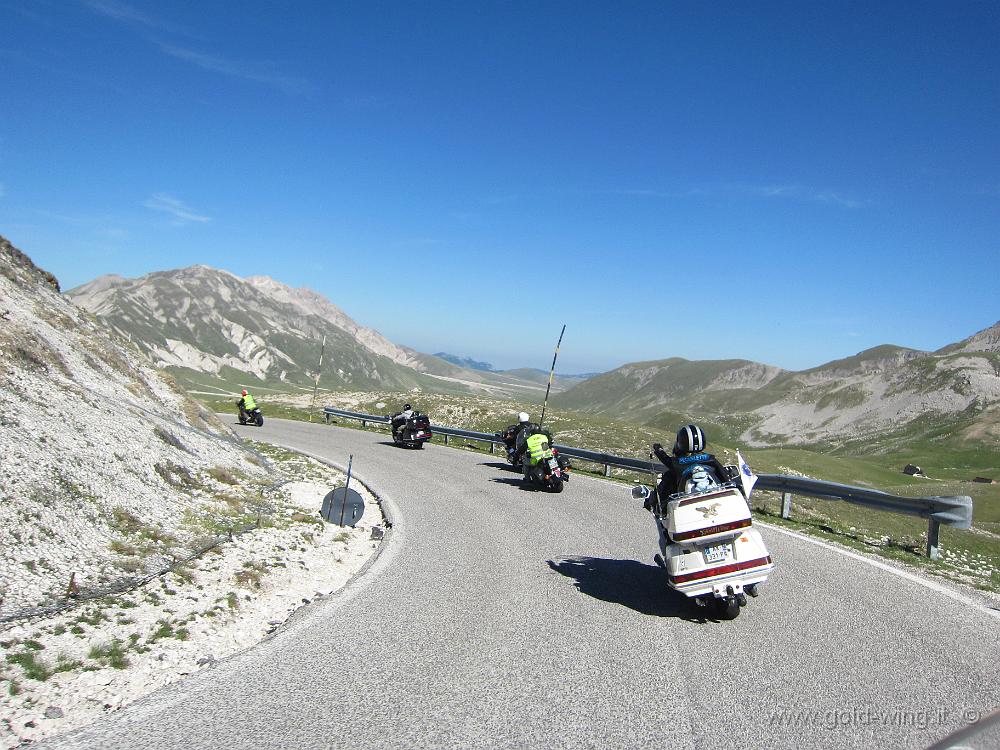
[{"x1": 46, "y1": 419, "x2": 1000, "y2": 749}]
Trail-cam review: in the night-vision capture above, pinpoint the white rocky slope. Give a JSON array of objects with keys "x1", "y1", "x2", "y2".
[
  {"x1": 0, "y1": 238, "x2": 384, "y2": 747},
  {"x1": 0, "y1": 239, "x2": 272, "y2": 610}
]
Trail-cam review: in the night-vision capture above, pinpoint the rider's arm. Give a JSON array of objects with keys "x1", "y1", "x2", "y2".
[{"x1": 652, "y1": 443, "x2": 672, "y2": 466}]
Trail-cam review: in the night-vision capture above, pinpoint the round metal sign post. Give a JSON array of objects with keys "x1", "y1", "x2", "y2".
[{"x1": 322, "y1": 487, "x2": 365, "y2": 527}]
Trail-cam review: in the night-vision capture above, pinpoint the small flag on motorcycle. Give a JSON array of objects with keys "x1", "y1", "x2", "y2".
[{"x1": 736, "y1": 449, "x2": 758, "y2": 499}]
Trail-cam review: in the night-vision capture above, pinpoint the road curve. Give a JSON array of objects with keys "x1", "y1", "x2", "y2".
[{"x1": 44, "y1": 419, "x2": 1000, "y2": 750}]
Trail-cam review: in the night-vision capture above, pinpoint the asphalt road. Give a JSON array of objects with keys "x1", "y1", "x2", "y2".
[{"x1": 45, "y1": 419, "x2": 1000, "y2": 750}]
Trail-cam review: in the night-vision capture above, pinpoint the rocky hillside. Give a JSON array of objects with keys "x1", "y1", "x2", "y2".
[
  {"x1": 555, "y1": 324, "x2": 1000, "y2": 452},
  {"x1": 68, "y1": 267, "x2": 551, "y2": 398},
  {"x1": 0, "y1": 237, "x2": 270, "y2": 612}
]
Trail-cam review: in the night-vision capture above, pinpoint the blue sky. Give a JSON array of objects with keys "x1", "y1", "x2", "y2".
[{"x1": 1, "y1": 1, "x2": 997, "y2": 373}]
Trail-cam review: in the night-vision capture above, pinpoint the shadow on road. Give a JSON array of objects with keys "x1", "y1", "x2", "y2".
[
  {"x1": 489, "y1": 476, "x2": 538, "y2": 492},
  {"x1": 547, "y1": 556, "x2": 713, "y2": 622},
  {"x1": 480, "y1": 461, "x2": 519, "y2": 472}
]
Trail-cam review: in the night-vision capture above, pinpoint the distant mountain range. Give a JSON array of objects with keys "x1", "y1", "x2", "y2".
[
  {"x1": 65, "y1": 264, "x2": 1000, "y2": 453},
  {"x1": 433, "y1": 353, "x2": 497, "y2": 371},
  {"x1": 434, "y1": 352, "x2": 601, "y2": 383},
  {"x1": 67, "y1": 267, "x2": 581, "y2": 398},
  {"x1": 554, "y1": 326, "x2": 1000, "y2": 451}
]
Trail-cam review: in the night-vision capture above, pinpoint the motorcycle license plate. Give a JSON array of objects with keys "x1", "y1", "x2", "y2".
[
  {"x1": 703, "y1": 543, "x2": 732, "y2": 563},
  {"x1": 415, "y1": 431, "x2": 425, "y2": 437}
]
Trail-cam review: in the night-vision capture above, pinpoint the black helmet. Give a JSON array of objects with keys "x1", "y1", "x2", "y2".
[
  {"x1": 673, "y1": 424, "x2": 706, "y2": 455},
  {"x1": 403, "y1": 403, "x2": 412, "y2": 410}
]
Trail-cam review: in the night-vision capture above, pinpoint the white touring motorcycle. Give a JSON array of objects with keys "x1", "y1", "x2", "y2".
[{"x1": 630, "y1": 450, "x2": 773, "y2": 620}]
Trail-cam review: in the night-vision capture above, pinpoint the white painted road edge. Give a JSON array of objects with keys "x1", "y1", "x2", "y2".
[{"x1": 757, "y1": 521, "x2": 1000, "y2": 621}]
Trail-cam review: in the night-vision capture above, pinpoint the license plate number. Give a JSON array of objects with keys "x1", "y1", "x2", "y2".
[{"x1": 704, "y1": 544, "x2": 731, "y2": 563}]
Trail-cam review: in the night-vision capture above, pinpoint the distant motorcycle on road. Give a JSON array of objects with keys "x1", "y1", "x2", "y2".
[
  {"x1": 388, "y1": 412, "x2": 433, "y2": 449},
  {"x1": 237, "y1": 400, "x2": 264, "y2": 427},
  {"x1": 519, "y1": 430, "x2": 572, "y2": 493}
]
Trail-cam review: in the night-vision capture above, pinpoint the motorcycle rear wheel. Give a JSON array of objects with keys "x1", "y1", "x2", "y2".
[
  {"x1": 716, "y1": 596, "x2": 741, "y2": 620},
  {"x1": 548, "y1": 478, "x2": 564, "y2": 493}
]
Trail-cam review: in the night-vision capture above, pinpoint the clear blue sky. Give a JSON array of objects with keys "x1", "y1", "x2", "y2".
[{"x1": 1, "y1": 1, "x2": 997, "y2": 373}]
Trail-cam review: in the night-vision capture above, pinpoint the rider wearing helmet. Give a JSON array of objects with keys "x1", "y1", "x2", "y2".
[
  {"x1": 512, "y1": 413, "x2": 552, "y2": 468},
  {"x1": 499, "y1": 412, "x2": 533, "y2": 461},
  {"x1": 646, "y1": 424, "x2": 730, "y2": 511},
  {"x1": 390, "y1": 403, "x2": 415, "y2": 439},
  {"x1": 237, "y1": 389, "x2": 257, "y2": 420}
]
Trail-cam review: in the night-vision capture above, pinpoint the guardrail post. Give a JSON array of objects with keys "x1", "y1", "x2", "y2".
[
  {"x1": 325, "y1": 412, "x2": 331, "y2": 424},
  {"x1": 926, "y1": 519, "x2": 941, "y2": 560},
  {"x1": 361, "y1": 420, "x2": 367, "y2": 428},
  {"x1": 444, "y1": 434, "x2": 450, "y2": 446},
  {"x1": 489, "y1": 442, "x2": 495, "y2": 455},
  {"x1": 604, "y1": 464, "x2": 611, "y2": 477},
  {"x1": 781, "y1": 492, "x2": 792, "y2": 519}
]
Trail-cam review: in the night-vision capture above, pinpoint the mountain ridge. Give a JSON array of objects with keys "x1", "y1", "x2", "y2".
[
  {"x1": 67, "y1": 267, "x2": 560, "y2": 398},
  {"x1": 555, "y1": 324, "x2": 1000, "y2": 451}
]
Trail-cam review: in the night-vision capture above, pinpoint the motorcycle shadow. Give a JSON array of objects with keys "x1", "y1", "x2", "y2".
[
  {"x1": 546, "y1": 556, "x2": 719, "y2": 623},
  {"x1": 489, "y1": 476, "x2": 537, "y2": 491},
  {"x1": 482, "y1": 461, "x2": 522, "y2": 473}
]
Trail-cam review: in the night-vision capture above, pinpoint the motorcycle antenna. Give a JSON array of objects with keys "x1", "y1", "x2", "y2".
[{"x1": 538, "y1": 324, "x2": 565, "y2": 430}]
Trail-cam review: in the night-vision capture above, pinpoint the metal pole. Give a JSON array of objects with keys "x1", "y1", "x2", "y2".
[
  {"x1": 781, "y1": 492, "x2": 792, "y2": 519},
  {"x1": 490, "y1": 441, "x2": 495, "y2": 455},
  {"x1": 340, "y1": 455, "x2": 353, "y2": 527},
  {"x1": 308, "y1": 335, "x2": 326, "y2": 423},
  {"x1": 604, "y1": 464, "x2": 611, "y2": 477},
  {"x1": 444, "y1": 434, "x2": 449, "y2": 446},
  {"x1": 926, "y1": 518, "x2": 941, "y2": 560},
  {"x1": 539, "y1": 324, "x2": 566, "y2": 429}
]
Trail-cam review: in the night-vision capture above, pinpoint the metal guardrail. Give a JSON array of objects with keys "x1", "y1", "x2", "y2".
[{"x1": 322, "y1": 407, "x2": 973, "y2": 559}]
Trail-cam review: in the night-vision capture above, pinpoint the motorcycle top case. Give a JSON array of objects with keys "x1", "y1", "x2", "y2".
[
  {"x1": 408, "y1": 415, "x2": 431, "y2": 430},
  {"x1": 666, "y1": 486, "x2": 752, "y2": 544}
]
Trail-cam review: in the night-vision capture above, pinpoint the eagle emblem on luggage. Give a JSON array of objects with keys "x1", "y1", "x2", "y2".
[{"x1": 695, "y1": 502, "x2": 722, "y2": 519}]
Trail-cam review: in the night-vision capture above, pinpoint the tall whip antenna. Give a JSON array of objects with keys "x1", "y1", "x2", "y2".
[
  {"x1": 308, "y1": 334, "x2": 326, "y2": 423},
  {"x1": 538, "y1": 324, "x2": 565, "y2": 429}
]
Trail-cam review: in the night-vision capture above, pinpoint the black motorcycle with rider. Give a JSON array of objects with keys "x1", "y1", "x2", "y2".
[{"x1": 388, "y1": 403, "x2": 432, "y2": 449}]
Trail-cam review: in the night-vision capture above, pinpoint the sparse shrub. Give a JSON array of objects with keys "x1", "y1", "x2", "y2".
[
  {"x1": 88, "y1": 640, "x2": 129, "y2": 669},
  {"x1": 172, "y1": 564, "x2": 196, "y2": 585},
  {"x1": 55, "y1": 654, "x2": 82, "y2": 673},
  {"x1": 111, "y1": 507, "x2": 143, "y2": 535},
  {"x1": 110, "y1": 539, "x2": 140, "y2": 556},
  {"x1": 154, "y1": 461, "x2": 200, "y2": 489},
  {"x1": 148, "y1": 620, "x2": 175, "y2": 642},
  {"x1": 6, "y1": 651, "x2": 52, "y2": 682},
  {"x1": 154, "y1": 425, "x2": 190, "y2": 453},
  {"x1": 207, "y1": 467, "x2": 238, "y2": 485},
  {"x1": 115, "y1": 557, "x2": 143, "y2": 573},
  {"x1": 234, "y1": 561, "x2": 266, "y2": 589}
]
